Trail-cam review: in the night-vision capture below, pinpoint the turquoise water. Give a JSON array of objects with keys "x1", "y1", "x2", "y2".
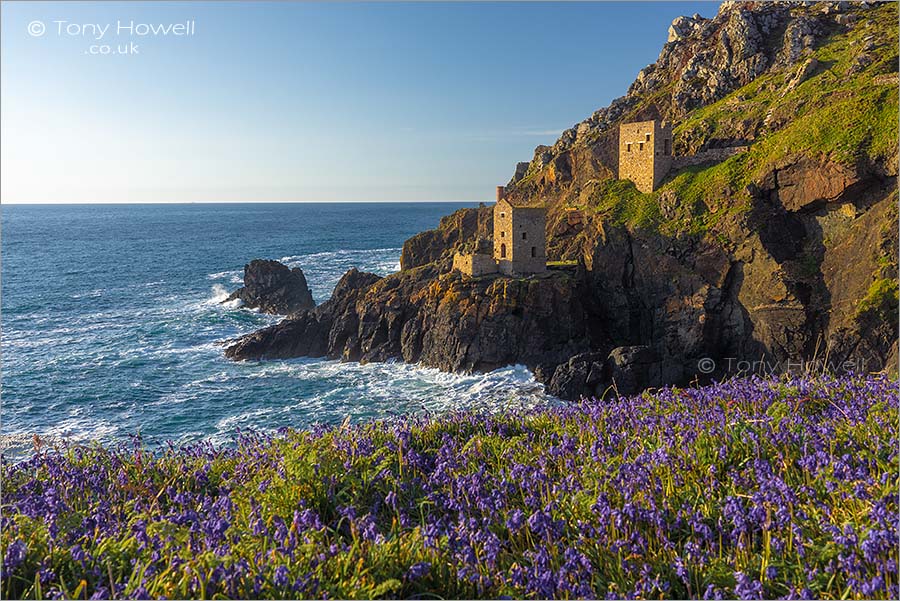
[{"x1": 1, "y1": 203, "x2": 551, "y2": 450}]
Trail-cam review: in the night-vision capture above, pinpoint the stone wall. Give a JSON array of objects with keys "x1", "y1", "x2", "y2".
[
  {"x1": 452, "y1": 252, "x2": 498, "y2": 277},
  {"x1": 619, "y1": 120, "x2": 673, "y2": 193},
  {"x1": 494, "y1": 199, "x2": 514, "y2": 265},
  {"x1": 671, "y1": 145, "x2": 749, "y2": 170},
  {"x1": 495, "y1": 201, "x2": 547, "y2": 275}
]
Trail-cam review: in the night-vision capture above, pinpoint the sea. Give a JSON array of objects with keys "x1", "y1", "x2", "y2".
[{"x1": 1, "y1": 203, "x2": 553, "y2": 452}]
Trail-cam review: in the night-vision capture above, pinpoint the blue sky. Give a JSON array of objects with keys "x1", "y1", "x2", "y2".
[{"x1": 1, "y1": 1, "x2": 720, "y2": 203}]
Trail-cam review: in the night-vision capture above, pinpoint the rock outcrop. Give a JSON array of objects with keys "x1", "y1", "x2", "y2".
[
  {"x1": 225, "y1": 259, "x2": 315, "y2": 315},
  {"x1": 226, "y1": 268, "x2": 595, "y2": 378},
  {"x1": 400, "y1": 206, "x2": 493, "y2": 272}
]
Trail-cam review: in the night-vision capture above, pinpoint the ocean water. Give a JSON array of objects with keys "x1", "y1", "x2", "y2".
[{"x1": 1, "y1": 203, "x2": 553, "y2": 451}]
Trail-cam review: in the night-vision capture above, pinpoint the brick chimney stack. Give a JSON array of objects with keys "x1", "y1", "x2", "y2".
[{"x1": 496, "y1": 186, "x2": 506, "y2": 203}]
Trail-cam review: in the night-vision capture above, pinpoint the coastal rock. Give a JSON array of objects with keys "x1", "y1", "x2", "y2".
[
  {"x1": 546, "y1": 345, "x2": 662, "y2": 399},
  {"x1": 226, "y1": 268, "x2": 595, "y2": 389},
  {"x1": 778, "y1": 16, "x2": 821, "y2": 66},
  {"x1": 755, "y1": 156, "x2": 863, "y2": 212},
  {"x1": 399, "y1": 206, "x2": 492, "y2": 271},
  {"x1": 606, "y1": 346, "x2": 662, "y2": 396},
  {"x1": 224, "y1": 267, "x2": 380, "y2": 360},
  {"x1": 225, "y1": 259, "x2": 315, "y2": 315},
  {"x1": 668, "y1": 14, "x2": 707, "y2": 43},
  {"x1": 509, "y1": 161, "x2": 531, "y2": 186},
  {"x1": 547, "y1": 352, "x2": 606, "y2": 400}
]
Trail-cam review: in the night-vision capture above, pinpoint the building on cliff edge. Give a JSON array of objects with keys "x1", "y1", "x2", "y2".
[
  {"x1": 618, "y1": 119, "x2": 673, "y2": 193},
  {"x1": 618, "y1": 119, "x2": 750, "y2": 193},
  {"x1": 452, "y1": 186, "x2": 547, "y2": 277}
]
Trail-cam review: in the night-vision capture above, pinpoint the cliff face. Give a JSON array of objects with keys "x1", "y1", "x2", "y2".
[
  {"x1": 228, "y1": 1, "x2": 898, "y2": 399},
  {"x1": 399, "y1": 1, "x2": 899, "y2": 390},
  {"x1": 226, "y1": 267, "x2": 597, "y2": 381},
  {"x1": 400, "y1": 206, "x2": 493, "y2": 271}
]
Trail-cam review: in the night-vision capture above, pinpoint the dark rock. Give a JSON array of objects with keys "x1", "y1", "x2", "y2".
[
  {"x1": 509, "y1": 161, "x2": 531, "y2": 186},
  {"x1": 548, "y1": 352, "x2": 606, "y2": 400},
  {"x1": 225, "y1": 267, "x2": 380, "y2": 360},
  {"x1": 225, "y1": 259, "x2": 315, "y2": 315},
  {"x1": 399, "y1": 207, "x2": 493, "y2": 271},
  {"x1": 606, "y1": 346, "x2": 661, "y2": 396},
  {"x1": 223, "y1": 310, "x2": 329, "y2": 360},
  {"x1": 227, "y1": 267, "x2": 595, "y2": 394},
  {"x1": 755, "y1": 157, "x2": 862, "y2": 212}
]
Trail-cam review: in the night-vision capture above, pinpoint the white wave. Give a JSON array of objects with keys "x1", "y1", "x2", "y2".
[
  {"x1": 278, "y1": 247, "x2": 401, "y2": 265},
  {"x1": 207, "y1": 270, "x2": 241, "y2": 281},
  {"x1": 70, "y1": 289, "x2": 104, "y2": 299},
  {"x1": 226, "y1": 358, "x2": 554, "y2": 420},
  {"x1": 204, "y1": 284, "x2": 236, "y2": 306}
]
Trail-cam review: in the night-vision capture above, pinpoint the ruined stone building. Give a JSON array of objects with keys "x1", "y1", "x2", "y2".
[
  {"x1": 618, "y1": 119, "x2": 673, "y2": 193},
  {"x1": 619, "y1": 119, "x2": 749, "y2": 193},
  {"x1": 452, "y1": 186, "x2": 547, "y2": 277},
  {"x1": 493, "y1": 187, "x2": 547, "y2": 276}
]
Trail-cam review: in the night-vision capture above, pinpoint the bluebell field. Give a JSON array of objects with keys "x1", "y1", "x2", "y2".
[{"x1": 1, "y1": 375, "x2": 897, "y2": 599}]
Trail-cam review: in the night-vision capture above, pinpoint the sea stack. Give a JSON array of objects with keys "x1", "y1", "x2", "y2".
[{"x1": 224, "y1": 259, "x2": 315, "y2": 315}]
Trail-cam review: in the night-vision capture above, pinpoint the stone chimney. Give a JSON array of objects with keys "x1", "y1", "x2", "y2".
[{"x1": 496, "y1": 186, "x2": 506, "y2": 203}]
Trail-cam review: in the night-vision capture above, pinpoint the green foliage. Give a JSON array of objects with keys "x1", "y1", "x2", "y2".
[
  {"x1": 580, "y1": 179, "x2": 661, "y2": 230},
  {"x1": 546, "y1": 260, "x2": 579, "y2": 268},
  {"x1": 644, "y1": 3, "x2": 898, "y2": 236},
  {"x1": 856, "y1": 277, "x2": 900, "y2": 323}
]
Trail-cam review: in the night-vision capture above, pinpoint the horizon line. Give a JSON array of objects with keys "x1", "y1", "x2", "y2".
[{"x1": 1, "y1": 199, "x2": 490, "y2": 206}]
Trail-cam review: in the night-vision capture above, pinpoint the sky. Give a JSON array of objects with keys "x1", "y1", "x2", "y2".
[{"x1": 1, "y1": 1, "x2": 720, "y2": 204}]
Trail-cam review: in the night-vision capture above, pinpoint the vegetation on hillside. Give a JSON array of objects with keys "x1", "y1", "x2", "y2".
[
  {"x1": 2, "y1": 375, "x2": 897, "y2": 599},
  {"x1": 576, "y1": 3, "x2": 898, "y2": 237}
]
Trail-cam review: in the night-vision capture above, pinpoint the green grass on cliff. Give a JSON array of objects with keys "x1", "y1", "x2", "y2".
[
  {"x1": 583, "y1": 3, "x2": 898, "y2": 237},
  {"x1": 856, "y1": 277, "x2": 900, "y2": 326},
  {"x1": 579, "y1": 179, "x2": 660, "y2": 229}
]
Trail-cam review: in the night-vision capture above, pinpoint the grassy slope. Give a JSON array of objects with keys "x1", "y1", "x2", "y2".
[{"x1": 578, "y1": 3, "x2": 898, "y2": 237}]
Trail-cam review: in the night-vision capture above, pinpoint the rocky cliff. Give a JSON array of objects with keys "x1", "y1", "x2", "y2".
[
  {"x1": 226, "y1": 266, "x2": 601, "y2": 383},
  {"x1": 228, "y1": 1, "x2": 898, "y2": 399}
]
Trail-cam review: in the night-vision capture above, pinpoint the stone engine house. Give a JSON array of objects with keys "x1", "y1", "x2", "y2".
[
  {"x1": 452, "y1": 186, "x2": 547, "y2": 277},
  {"x1": 493, "y1": 188, "x2": 547, "y2": 276},
  {"x1": 618, "y1": 119, "x2": 673, "y2": 193}
]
